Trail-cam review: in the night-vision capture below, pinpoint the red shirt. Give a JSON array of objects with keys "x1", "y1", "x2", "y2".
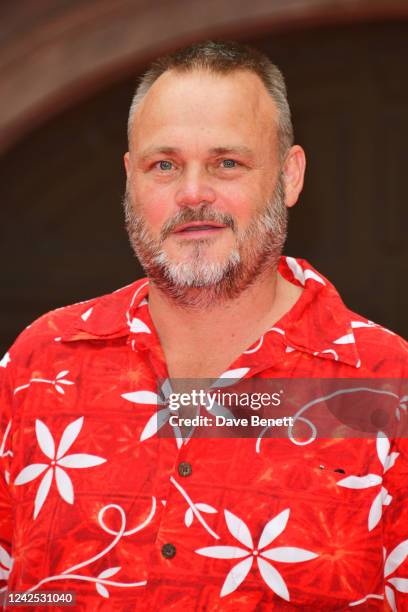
[{"x1": 0, "y1": 257, "x2": 407, "y2": 610}]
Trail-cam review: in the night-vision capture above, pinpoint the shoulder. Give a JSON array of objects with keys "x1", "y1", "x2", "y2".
[
  {"x1": 2, "y1": 279, "x2": 148, "y2": 370},
  {"x1": 345, "y1": 308, "x2": 408, "y2": 376}
]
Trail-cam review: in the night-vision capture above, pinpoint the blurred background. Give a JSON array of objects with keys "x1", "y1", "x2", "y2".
[{"x1": 1, "y1": 0, "x2": 407, "y2": 354}]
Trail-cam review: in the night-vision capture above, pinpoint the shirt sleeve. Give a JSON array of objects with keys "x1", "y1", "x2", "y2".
[
  {"x1": 0, "y1": 351, "x2": 15, "y2": 592},
  {"x1": 382, "y1": 431, "x2": 408, "y2": 610}
]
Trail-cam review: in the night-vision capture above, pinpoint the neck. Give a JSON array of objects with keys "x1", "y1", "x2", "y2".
[{"x1": 147, "y1": 264, "x2": 302, "y2": 371}]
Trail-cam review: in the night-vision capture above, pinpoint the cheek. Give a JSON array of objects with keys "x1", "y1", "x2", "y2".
[
  {"x1": 144, "y1": 205, "x2": 168, "y2": 229},
  {"x1": 223, "y1": 190, "x2": 259, "y2": 227},
  {"x1": 132, "y1": 182, "x2": 174, "y2": 228}
]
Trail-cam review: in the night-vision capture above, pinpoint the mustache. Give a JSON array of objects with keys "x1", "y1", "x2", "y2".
[{"x1": 159, "y1": 205, "x2": 236, "y2": 241}]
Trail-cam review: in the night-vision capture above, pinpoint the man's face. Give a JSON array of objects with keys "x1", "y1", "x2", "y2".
[{"x1": 124, "y1": 69, "x2": 289, "y2": 303}]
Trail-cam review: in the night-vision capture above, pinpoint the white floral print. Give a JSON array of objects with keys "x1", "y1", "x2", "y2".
[
  {"x1": 384, "y1": 540, "x2": 408, "y2": 611},
  {"x1": 122, "y1": 370, "x2": 248, "y2": 447},
  {"x1": 0, "y1": 544, "x2": 13, "y2": 582},
  {"x1": 0, "y1": 352, "x2": 10, "y2": 368},
  {"x1": 196, "y1": 508, "x2": 317, "y2": 600},
  {"x1": 337, "y1": 432, "x2": 398, "y2": 530},
  {"x1": 14, "y1": 417, "x2": 106, "y2": 518},
  {"x1": 14, "y1": 370, "x2": 74, "y2": 396}
]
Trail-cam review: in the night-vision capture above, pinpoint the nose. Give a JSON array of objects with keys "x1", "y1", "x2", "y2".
[{"x1": 175, "y1": 164, "x2": 217, "y2": 208}]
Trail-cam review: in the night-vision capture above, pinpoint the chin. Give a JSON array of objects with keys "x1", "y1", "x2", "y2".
[{"x1": 154, "y1": 249, "x2": 241, "y2": 288}]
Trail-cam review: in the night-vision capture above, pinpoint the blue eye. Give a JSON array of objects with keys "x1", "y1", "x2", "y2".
[
  {"x1": 158, "y1": 160, "x2": 173, "y2": 171},
  {"x1": 222, "y1": 159, "x2": 237, "y2": 168}
]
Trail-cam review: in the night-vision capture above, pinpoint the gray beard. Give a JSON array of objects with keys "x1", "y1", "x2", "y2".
[{"x1": 123, "y1": 174, "x2": 288, "y2": 308}]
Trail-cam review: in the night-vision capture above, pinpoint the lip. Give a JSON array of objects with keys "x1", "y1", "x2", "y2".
[{"x1": 173, "y1": 221, "x2": 227, "y2": 234}]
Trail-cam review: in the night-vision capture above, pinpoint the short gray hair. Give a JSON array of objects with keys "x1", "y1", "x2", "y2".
[{"x1": 127, "y1": 40, "x2": 294, "y2": 160}]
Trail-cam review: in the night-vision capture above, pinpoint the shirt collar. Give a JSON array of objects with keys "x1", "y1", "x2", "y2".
[
  {"x1": 61, "y1": 257, "x2": 360, "y2": 368},
  {"x1": 61, "y1": 280, "x2": 150, "y2": 342},
  {"x1": 274, "y1": 257, "x2": 360, "y2": 368}
]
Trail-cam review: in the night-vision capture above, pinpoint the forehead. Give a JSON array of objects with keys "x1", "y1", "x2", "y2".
[{"x1": 130, "y1": 68, "x2": 278, "y2": 151}]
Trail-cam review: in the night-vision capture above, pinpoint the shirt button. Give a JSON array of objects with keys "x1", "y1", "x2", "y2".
[
  {"x1": 161, "y1": 543, "x2": 176, "y2": 559},
  {"x1": 178, "y1": 462, "x2": 192, "y2": 477}
]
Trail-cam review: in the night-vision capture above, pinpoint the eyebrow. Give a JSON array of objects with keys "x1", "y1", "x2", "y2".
[
  {"x1": 208, "y1": 146, "x2": 254, "y2": 158},
  {"x1": 139, "y1": 146, "x2": 180, "y2": 161},
  {"x1": 138, "y1": 145, "x2": 255, "y2": 161}
]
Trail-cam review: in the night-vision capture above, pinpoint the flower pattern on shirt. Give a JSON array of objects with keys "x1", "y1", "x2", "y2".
[
  {"x1": 122, "y1": 369, "x2": 249, "y2": 447},
  {"x1": 337, "y1": 432, "x2": 398, "y2": 530},
  {"x1": 286, "y1": 256, "x2": 325, "y2": 286},
  {"x1": 14, "y1": 369, "x2": 74, "y2": 396},
  {"x1": 0, "y1": 353, "x2": 10, "y2": 369},
  {"x1": 0, "y1": 257, "x2": 407, "y2": 609},
  {"x1": 196, "y1": 508, "x2": 318, "y2": 600},
  {"x1": 384, "y1": 539, "x2": 408, "y2": 611},
  {"x1": 14, "y1": 417, "x2": 106, "y2": 518},
  {"x1": 0, "y1": 545, "x2": 12, "y2": 582}
]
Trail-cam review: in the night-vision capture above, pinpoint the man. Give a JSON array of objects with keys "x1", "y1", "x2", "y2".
[{"x1": 0, "y1": 41, "x2": 407, "y2": 610}]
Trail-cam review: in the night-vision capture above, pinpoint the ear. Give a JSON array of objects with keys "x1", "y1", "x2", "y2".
[
  {"x1": 124, "y1": 151, "x2": 130, "y2": 178},
  {"x1": 282, "y1": 145, "x2": 306, "y2": 208}
]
